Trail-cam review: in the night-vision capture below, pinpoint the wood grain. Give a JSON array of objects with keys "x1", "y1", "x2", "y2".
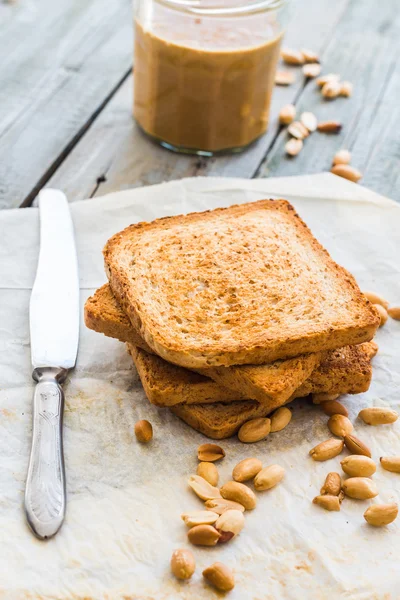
[
  {"x1": 257, "y1": 0, "x2": 400, "y2": 203},
  {"x1": 48, "y1": 0, "x2": 349, "y2": 201},
  {"x1": 0, "y1": 0, "x2": 132, "y2": 209}
]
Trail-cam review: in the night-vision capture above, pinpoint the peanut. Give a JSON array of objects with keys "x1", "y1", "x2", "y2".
[
  {"x1": 332, "y1": 149, "x2": 351, "y2": 165},
  {"x1": 197, "y1": 462, "x2": 219, "y2": 486},
  {"x1": 270, "y1": 407, "x2": 292, "y2": 432},
  {"x1": 312, "y1": 392, "x2": 340, "y2": 404},
  {"x1": 300, "y1": 112, "x2": 318, "y2": 132},
  {"x1": 316, "y1": 74, "x2": 340, "y2": 87},
  {"x1": 342, "y1": 477, "x2": 378, "y2": 500},
  {"x1": 215, "y1": 510, "x2": 245, "y2": 541},
  {"x1": 281, "y1": 47, "x2": 305, "y2": 65},
  {"x1": 313, "y1": 495, "x2": 341, "y2": 511},
  {"x1": 320, "y1": 472, "x2": 341, "y2": 496},
  {"x1": 327, "y1": 414, "x2": 353, "y2": 437},
  {"x1": 309, "y1": 438, "x2": 344, "y2": 461},
  {"x1": 364, "y1": 503, "x2": 398, "y2": 527},
  {"x1": 388, "y1": 306, "x2": 400, "y2": 320},
  {"x1": 187, "y1": 524, "x2": 220, "y2": 546},
  {"x1": 275, "y1": 70, "x2": 295, "y2": 86},
  {"x1": 317, "y1": 121, "x2": 342, "y2": 133},
  {"x1": 331, "y1": 164, "x2": 362, "y2": 182},
  {"x1": 170, "y1": 549, "x2": 195, "y2": 580},
  {"x1": 188, "y1": 475, "x2": 221, "y2": 501},
  {"x1": 205, "y1": 498, "x2": 245, "y2": 514},
  {"x1": 254, "y1": 465, "x2": 285, "y2": 491},
  {"x1": 134, "y1": 419, "x2": 153, "y2": 443},
  {"x1": 358, "y1": 407, "x2": 398, "y2": 426},
  {"x1": 340, "y1": 81, "x2": 353, "y2": 97},
  {"x1": 344, "y1": 435, "x2": 371, "y2": 457},
  {"x1": 301, "y1": 48, "x2": 320, "y2": 63},
  {"x1": 203, "y1": 562, "x2": 235, "y2": 592},
  {"x1": 285, "y1": 138, "x2": 303, "y2": 157},
  {"x1": 181, "y1": 510, "x2": 219, "y2": 527},
  {"x1": 341, "y1": 455, "x2": 376, "y2": 477},
  {"x1": 279, "y1": 103, "x2": 296, "y2": 125},
  {"x1": 321, "y1": 400, "x2": 348, "y2": 417},
  {"x1": 197, "y1": 443, "x2": 225, "y2": 462},
  {"x1": 380, "y1": 456, "x2": 400, "y2": 473},
  {"x1": 374, "y1": 303, "x2": 388, "y2": 327},
  {"x1": 238, "y1": 417, "x2": 271, "y2": 443},
  {"x1": 321, "y1": 80, "x2": 342, "y2": 99},
  {"x1": 302, "y1": 63, "x2": 321, "y2": 78},
  {"x1": 220, "y1": 481, "x2": 257, "y2": 510},
  {"x1": 288, "y1": 121, "x2": 309, "y2": 140},
  {"x1": 363, "y1": 291, "x2": 389, "y2": 308},
  {"x1": 232, "y1": 457, "x2": 263, "y2": 482}
]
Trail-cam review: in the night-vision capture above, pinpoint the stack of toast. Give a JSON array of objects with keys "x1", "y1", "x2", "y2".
[{"x1": 85, "y1": 200, "x2": 380, "y2": 439}]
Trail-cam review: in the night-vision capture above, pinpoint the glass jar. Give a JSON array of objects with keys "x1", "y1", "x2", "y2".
[{"x1": 133, "y1": 0, "x2": 289, "y2": 156}]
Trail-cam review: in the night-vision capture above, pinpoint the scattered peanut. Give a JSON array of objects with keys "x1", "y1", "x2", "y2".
[
  {"x1": 187, "y1": 524, "x2": 221, "y2": 546},
  {"x1": 288, "y1": 121, "x2": 309, "y2": 140},
  {"x1": 254, "y1": 464, "x2": 285, "y2": 491},
  {"x1": 275, "y1": 70, "x2": 295, "y2": 85},
  {"x1": 134, "y1": 419, "x2": 153, "y2": 443},
  {"x1": 328, "y1": 414, "x2": 353, "y2": 437},
  {"x1": 181, "y1": 510, "x2": 219, "y2": 527},
  {"x1": 303, "y1": 63, "x2": 321, "y2": 78},
  {"x1": 331, "y1": 164, "x2": 362, "y2": 182},
  {"x1": 203, "y1": 562, "x2": 235, "y2": 592},
  {"x1": 344, "y1": 434, "x2": 371, "y2": 457},
  {"x1": 340, "y1": 81, "x2": 353, "y2": 97},
  {"x1": 374, "y1": 303, "x2": 388, "y2": 327},
  {"x1": 170, "y1": 549, "x2": 196, "y2": 580},
  {"x1": 341, "y1": 455, "x2": 376, "y2": 477},
  {"x1": 279, "y1": 103, "x2": 296, "y2": 125},
  {"x1": 313, "y1": 494, "x2": 341, "y2": 511},
  {"x1": 332, "y1": 149, "x2": 351, "y2": 165},
  {"x1": 301, "y1": 48, "x2": 320, "y2": 63},
  {"x1": 317, "y1": 121, "x2": 342, "y2": 133},
  {"x1": 388, "y1": 306, "x2": 400, "y2": 320},
  {"x1": 363, "y1": 291, "x2": 389, "y2": 308},
  {"x1": 316, "y1": 74, "x2": 340, "y2": 87},
  {"x1": 320, "y1": 472, "x2": 341, "y2": 496},
  {"x1": 205, "y1": 498, "x2": 245, "y2": 514},
  {"x1": 312, "y1": 392, "x2": 340, "y2": 404},
  {"x1": 197, "y1": 462, "x2": 219, "y2": 486},
  {"x1": 238, "y1": 417, "x2": 271, "y2": 443},
  {"x1": 321, "y1": 400, "x2": 348, "y2": 417},
  {"x1": 342, "y1": 477, "x2": 378, "y2": 500},
  {"x1": 197, "y1": 443, "x2": 225, "y2": 462},
  {"x1": 270, "y1": 407, "x2": 292, "y2": 432},
  {"x1": 220, "y1": 481, "x2": 257, "y2": 510},
  {"x1": 281, "y1": 47, "x2": 305, "y2": 65},
  {"x1": 232, "y1": 457, "x2": 263, "y2": 482},
  {"x1": 300, "y1": 111, "x2": 318, "y2": 132},
  {"x1": 309, "y1": 438, "x2": 344, "y2": 461},
  {"x1": 364, "y1": 503, "x2": 398, "y2": 527},
  {"x1": 285, "y1": 138, "x2": 303, "y2": 157},
  {"x1": 188, "y1": 475, "x2": 222, "y2": 501},
  {"x1": 358, "y1": 407, "x2": 398, "y2": 426},
  {"x1": 321, "y1": 80, "x2": 342, "y2": 99},
  {"x1": 215, "y1": 510, "x2": 245, "y2": 542},
  {"x1": 380, "y1": 456, "x2": 400, "y2": 473}
]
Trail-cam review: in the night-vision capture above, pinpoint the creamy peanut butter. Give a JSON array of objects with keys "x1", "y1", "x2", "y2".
[{"x1": 134, "y1": 11, "x2": 283, "y2": 153}]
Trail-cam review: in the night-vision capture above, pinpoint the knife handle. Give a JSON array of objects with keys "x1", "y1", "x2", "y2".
[{"x1": 25, "y1": 367, "x2": 68, "y2": 539}]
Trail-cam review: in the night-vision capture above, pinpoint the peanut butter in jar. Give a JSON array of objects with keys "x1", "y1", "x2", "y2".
[{"x1": 134, "y1": 0, "x2": 288, "y2": 155}]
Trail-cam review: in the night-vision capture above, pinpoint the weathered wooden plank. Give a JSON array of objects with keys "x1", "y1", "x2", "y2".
[
  {"x1": 48, "y1": 0, "x2": 349, "y2": 201},
  {"x1": 257, "y1": 0, "x2": 400, "y2": 203},
  {"x1": 0, "y1": 0, "x2": 132, "y2": 209}
]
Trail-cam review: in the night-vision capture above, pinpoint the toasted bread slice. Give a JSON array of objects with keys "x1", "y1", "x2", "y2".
[
  {"x1": 170, "y1": 341, "x2": 375, "y2": 438},
  {"x1": 104, "y1": 199, "x2": 379, "y2": 368},
  {"x1": 127, "y1": 344, "x2": 246, "y2": 406},
  {"x1": 85, "y1": 285, "x2": 323, "y2": 405}
]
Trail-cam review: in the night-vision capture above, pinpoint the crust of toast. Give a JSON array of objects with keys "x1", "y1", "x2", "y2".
[
  {"x1": 103, "y1": 199, "x2": 379, "y2": 368},
  {"x1": 127, "y1": 344, "x2": 246, "y2": 406},
  {"x1": 85, "y1": 285, "x2": 323, "y2": 405},
  {"x1": 171, "y1": 341, "x2": 375, "y2": 438}
]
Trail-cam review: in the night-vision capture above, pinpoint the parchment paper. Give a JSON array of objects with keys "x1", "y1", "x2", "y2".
[{"x1": 1, "y1": 173, "x2": 400, "y2": 600}]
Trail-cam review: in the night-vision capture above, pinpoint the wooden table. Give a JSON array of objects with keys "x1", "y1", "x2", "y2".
[{"x1": 1, "y1": 0, "x2": 400, "y2": 210}]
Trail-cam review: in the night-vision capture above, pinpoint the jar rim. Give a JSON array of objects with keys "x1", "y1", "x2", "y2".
[{"x1": 153, "y1": 0, "x2": 287, "y2": 17}]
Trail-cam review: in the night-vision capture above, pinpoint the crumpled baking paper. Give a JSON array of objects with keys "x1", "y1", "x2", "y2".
[{"x1": 1, "y1": 173, "x2": 399, "y2": 599}]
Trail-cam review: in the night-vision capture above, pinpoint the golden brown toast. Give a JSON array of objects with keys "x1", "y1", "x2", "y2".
[
  {"x1": 170, "y1": 342, "x2": 376, "y2": 438},
  {"x1": 103, "y1": 199, "x2": 379, "y2": 368},
  {"x1": 85, "y1": 284, "x2": 323, "y2": 406}
]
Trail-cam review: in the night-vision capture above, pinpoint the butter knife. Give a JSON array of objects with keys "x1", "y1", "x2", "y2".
[{"x1": 25, "y1": 189, "x2": 79, "y2": 540}]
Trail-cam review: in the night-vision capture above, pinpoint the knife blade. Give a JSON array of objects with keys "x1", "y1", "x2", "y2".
[{"x1": 25, "y1": 189, "x2": 79, "y2": 540}]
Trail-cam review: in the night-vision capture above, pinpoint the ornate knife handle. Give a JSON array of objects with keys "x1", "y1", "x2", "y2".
[{"x1": 25, "y1": 367, "x2": 67, "y2": 539}]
